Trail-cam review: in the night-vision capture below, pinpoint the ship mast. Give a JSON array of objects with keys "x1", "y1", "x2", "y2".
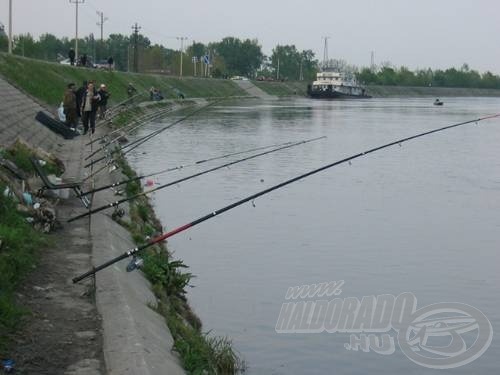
[{"x1": 322, "y1": 36, "x2": 330, "y2": 70}]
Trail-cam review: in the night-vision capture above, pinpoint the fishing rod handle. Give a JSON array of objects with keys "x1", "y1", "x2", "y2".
[
  {"x1": 67, "y1": 200, "x2": 123, "y2": 222},
  {"x1": 72, "y1": 250, "x2": 134, "y2": 283}
]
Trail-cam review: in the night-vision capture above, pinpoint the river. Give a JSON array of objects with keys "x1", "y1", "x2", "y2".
[{"x1": 128, "y1": 97, "x2": 500, "y2": 374}]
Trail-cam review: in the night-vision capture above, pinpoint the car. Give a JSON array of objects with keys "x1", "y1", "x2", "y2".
[{"x1": 94, "y1": 60, "x2": 109, "y2": 69}]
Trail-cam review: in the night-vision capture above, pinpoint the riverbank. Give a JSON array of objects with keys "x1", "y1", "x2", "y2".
[
  {"x1": 0, "y1": 63, "x2": 244, "y2": 373},
  {"x1": 0, "y1": 53, "x2": 246, "y2": 106},
  {"x1": 252, "y1": 79, "x2": 500, "y2": 97}
]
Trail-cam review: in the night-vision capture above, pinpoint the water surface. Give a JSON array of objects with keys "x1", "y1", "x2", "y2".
[{"x1": 128, "y1": 97, "x2": 500, "y2": 374}]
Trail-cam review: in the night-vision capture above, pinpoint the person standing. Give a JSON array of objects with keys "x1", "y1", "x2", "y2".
[
  {"x1": 68, "y1": 48, "x2": 75, "y2": 66},
  {"x1": 97, "y1": 84, "x2": 110, "y2": 120},
  {"x1": 80, "y1": 83, "x2": 101, "y2": 135},
  {"x1": 63, "y1": 83, "x2": 78, "y2": 129},
  {"x1": 75, "y1": 80, "x2": 87, "y2": 121},
  {"x1": 80, "y1": 54, "x2": 88, "y2": 67},
  {"x1": 107, "y1": 56, "x2": 114, "y2": 71}
]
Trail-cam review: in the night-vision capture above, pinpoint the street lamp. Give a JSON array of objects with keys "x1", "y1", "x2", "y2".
[{"x1": 176, "y1": 37, "x2": 188, "y2": 78}]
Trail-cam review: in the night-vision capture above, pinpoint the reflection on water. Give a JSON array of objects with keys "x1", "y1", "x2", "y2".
[{"x1": 128, "y1": 97, "x2": 500, "y2": 374}]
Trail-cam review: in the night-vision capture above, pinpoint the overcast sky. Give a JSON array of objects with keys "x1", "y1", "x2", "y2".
[{"x1": 1, "y1": 0, "x2": 499, "y2": 73}]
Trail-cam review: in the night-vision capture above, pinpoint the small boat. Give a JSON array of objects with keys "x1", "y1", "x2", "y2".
[{"x1": 434, "y1": 99, "x2": 444, "y2": 106}]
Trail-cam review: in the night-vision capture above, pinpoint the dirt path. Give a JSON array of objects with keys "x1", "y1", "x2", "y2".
[{"x1": 5, "y1": 136, "x2": 104, "y2": 374}]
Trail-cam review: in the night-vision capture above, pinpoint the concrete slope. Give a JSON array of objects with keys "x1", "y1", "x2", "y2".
[
  {"x1": 86, "y1": 124, "x2": 185, "y2": 375},
  {"x1": 0, "y1": 76, "x2": 60, "y2": 151},
  {"x1": 0, "y1": 72, "x2": 185, "y2": 374},
  {"x1": 233, "y1": 79, "x2": 275, "y2": 99}
]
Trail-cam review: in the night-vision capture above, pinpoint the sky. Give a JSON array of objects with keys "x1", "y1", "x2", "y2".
[{"x1": 1, "y1": 0, "x2": 499, "y2": 73}]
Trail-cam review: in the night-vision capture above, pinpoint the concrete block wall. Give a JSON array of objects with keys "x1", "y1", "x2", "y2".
[{"x1": 0, "y1": 76, "x2": 61, "y2": 153}]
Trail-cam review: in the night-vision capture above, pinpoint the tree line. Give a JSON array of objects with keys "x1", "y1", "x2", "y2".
[
  {"x1": 0, "y1": 31, "x2": 318, "y2": 81},
  {"x1": 357, "y1": 63, "x2": 500, "y2": 89},
  {"x1": 1, "y1": 30, "x2": 500, "y2": 89}
]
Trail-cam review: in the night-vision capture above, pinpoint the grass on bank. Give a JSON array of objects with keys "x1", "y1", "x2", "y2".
[
  {"x1": 0, "y1": 140, "x2": 64, "y2": 176},
  {"x1": 0, "y1": 53, "x2": 246, "y2": 106},
  {"x1": 252, "y1": 80, "x2": 308, "y2": 96},
  {"x1": 113, "y1": 154, "x2": 244, "y2": 374},
  {"x1": 0, "y1": 184, "x2": 48, "y2": 350}
]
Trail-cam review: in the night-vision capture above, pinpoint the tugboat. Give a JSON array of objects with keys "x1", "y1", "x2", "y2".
[
  {"x1": 307, "y1": 70, "x2": 371, "y2": 99},
  {"x1": 307, "y1": 36, "x2": 370, "y2": 99}
]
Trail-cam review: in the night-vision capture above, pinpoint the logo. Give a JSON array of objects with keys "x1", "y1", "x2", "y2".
[{"x1": 275, "y1": 281, "x2": 492, "y2": 369}]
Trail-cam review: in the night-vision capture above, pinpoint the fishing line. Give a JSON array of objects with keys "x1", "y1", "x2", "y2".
[
  {"x1": 68, "y1": 136, "x2": 326, "y2": 222},
  {"x1": 72, "y1": 113, "x2": 500, "y2": 283}
]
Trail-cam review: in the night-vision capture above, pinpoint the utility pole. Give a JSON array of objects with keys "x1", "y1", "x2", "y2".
[
  {"x1": 176, "y1": 36, "x2": 187, "y2": 78},
  {"x1": 8, "y1": 0, "x2": 12, "y2": 53},
  {"x1": 276, "y1": 57, "x2": 280, "y2": 80},
  {"x1": 90, "y1": 33, "x2": 95, "y2": 64},
  {"x1": 299, "y1": 58, "x2": 303, "y2": 81},
  {"x1": 192, "y1": 56, "x2": 197, "y2": 76},
  {"x1": 69, "y1": 0, "x2": 85, "y2": 61},
  {"x1": 131, "y1": 23, "x2": 141, "y2": 73},
  {"x1": 370, "y1": 51, "x2": 375, "y2": 71},
  {"x1": 96, "y1": 11, "x2": 108, "y2": 42}
]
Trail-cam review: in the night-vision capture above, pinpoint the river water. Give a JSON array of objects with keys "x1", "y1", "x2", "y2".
[{"x1": 128, "y1": 97, "x2": 500, "y2": 374}]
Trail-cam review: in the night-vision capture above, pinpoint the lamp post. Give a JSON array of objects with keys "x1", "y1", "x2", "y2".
[{"x1": 177, "y1": 36, "x2": 187, "y2": 78}]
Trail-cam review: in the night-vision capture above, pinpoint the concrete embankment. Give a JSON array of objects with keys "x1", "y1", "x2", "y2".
[{"x1": 0, "y1": 75, "x2": 185, "y2": 374}]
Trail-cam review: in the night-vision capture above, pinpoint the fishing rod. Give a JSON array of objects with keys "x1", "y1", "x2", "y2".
[
  {"x1": 88, "y1": 107, "x2": 143, "y2": 146},
  {"x1": 79, "y1": 139, "x2": 300, "y2": 197},
  {"x1": 84, "y1": 100, "x2": 222, "y2": 168},
  {"x1": 87, "y1": 105, "x2": 173, "y2": 149},
  {"x1": 85, "y1": 107, "x2": 175, "y2": 160},
  {"x1": 72, "y1": 113, "x2": 500, "y2": 283},
  {"x1": 87, "y1": 93, "x2": 148, "y2": 146},
  {"x1": 68, "y1": 136, "x2": 326, "y2": 222}
]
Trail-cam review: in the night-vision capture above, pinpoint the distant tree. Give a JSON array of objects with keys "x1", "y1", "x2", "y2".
[
  {"x1": 270, "y1": 45, "x2": 318, "y2": 81},
  {"x1": 212, "y1": 37, "x2": 263, "y2": 77},
  {"x1": 186, "y1": 41, "x2": 206, "y2": 60},
  {"x1": 12, "y1": 34, "x2": 38, "y2": 57},
  {"x1": 0, "y1": 23, "x2": 7, "y2": 52},
  {"x1": 37, "y1": 33, "x2": 65, "y2": 61},
  {"x1": 105, "y1": 34, "x2": 130, "y2": 71}
]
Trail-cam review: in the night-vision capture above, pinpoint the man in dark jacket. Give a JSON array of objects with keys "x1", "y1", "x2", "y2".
[
  {"x1": 80, "y1": 82, "x2": 101, "y2": 135},
  {"x1": 75, "y1": 80, "x2": 87, "y2": 119},
  {"x1": 97, "y1": 84, "x2": 110, "y2": 120},
  {"x1": 68, "y1": 48, "x2": 75, "y2": 66},
  {"x1": 63, "y1": 83, "x2": 77, "y2": 129},
  {"x1": 107, "y1": 56, "x2": 114, "y2": 71}
]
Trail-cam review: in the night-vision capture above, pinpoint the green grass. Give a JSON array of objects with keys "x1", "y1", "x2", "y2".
[
  {"x1": 0, "y1": 185, "x2": 48, "y2": 349},
  {"x1": 252, "y1": 80, "x2": 309, "y2": 96},
  {"x1": 113, "y1": 152, "x2": 243, "y2": 374},
  {"x1": 0, "y1": 140, "x2": 63, "y2": 176},
  {"x1": 0, "y1": 53, "x2": 247, "y2": 106}
]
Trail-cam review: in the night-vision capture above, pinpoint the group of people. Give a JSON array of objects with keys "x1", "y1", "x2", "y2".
[
  {"x1": 68, "y1": 48, "x2": 114, "y2": 70},
  {"x1": 63, "y1": 81, "x2": 110, "y2": 135}
]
